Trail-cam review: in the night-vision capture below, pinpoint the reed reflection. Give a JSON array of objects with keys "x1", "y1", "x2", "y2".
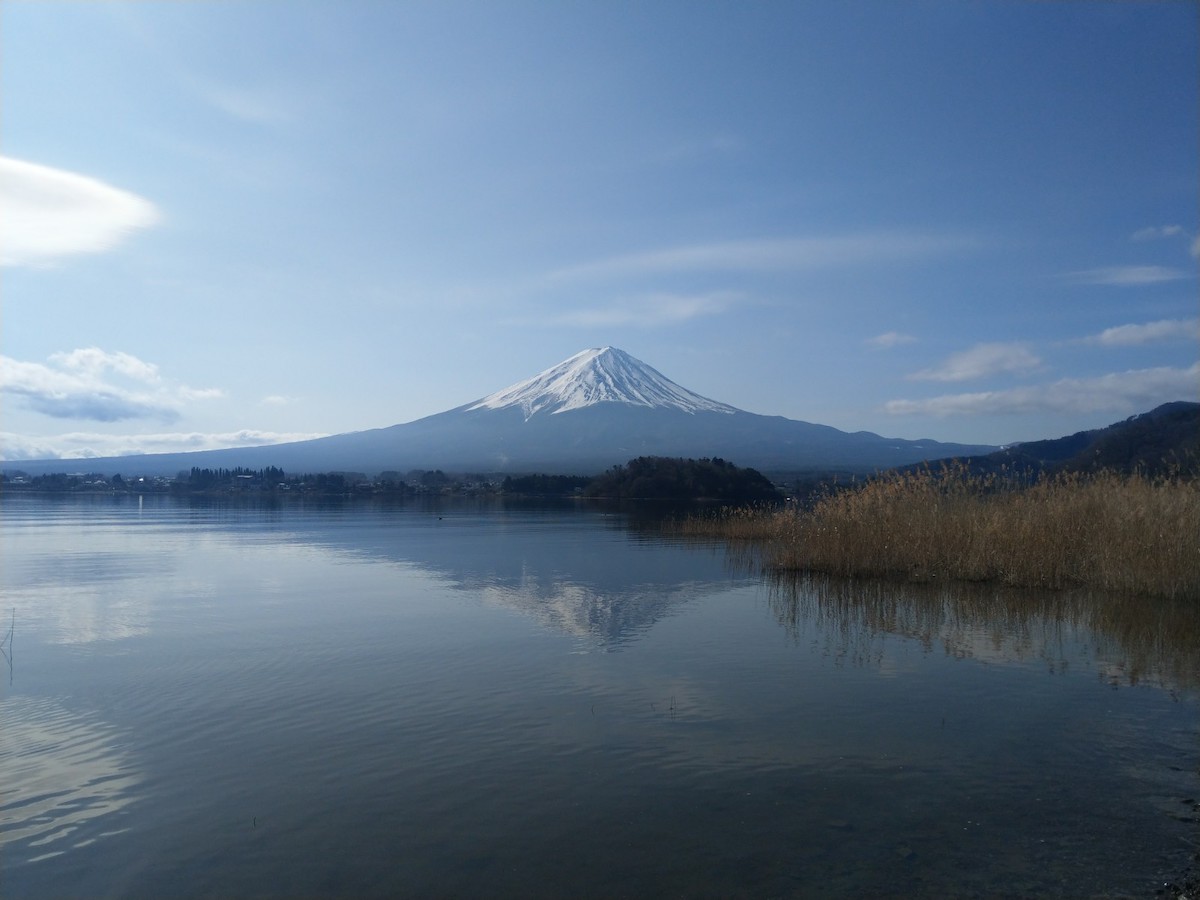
[{"x1": 764, "y1": 570, "x2": 1200, "y2": 692}]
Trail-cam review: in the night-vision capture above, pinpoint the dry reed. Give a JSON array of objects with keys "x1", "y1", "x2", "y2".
[{"x1": 675, "y1": 464, "x2": 1200, "y2": 599}]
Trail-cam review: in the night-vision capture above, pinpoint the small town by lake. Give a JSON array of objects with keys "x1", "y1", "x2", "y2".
[{"x1": 2, "y1": 494, "x2": 1197, "y2": 898}]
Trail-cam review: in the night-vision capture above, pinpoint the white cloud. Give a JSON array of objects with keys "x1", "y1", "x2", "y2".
[
  {"x1": 0, "y1": 434, "x2": 67, "y2": 462},
  {"x1": 885, "y1": 363, "x2": 1200, "y2": 417},
  {"x1": 1063, "y1": 265, "x2": 1190, "y2": 286},
  {"x1": 0, "y1": 349, "x2": 221, "y2": 423},
  {"x1": 49, "y1": 347, "x2": 161, "y2": 382},
  {"x1": 0, "y1": 157, "x2": 159, "y2": 267},
  {"x1": 909, "y1": 342, "x2": 1042, "y2": 382},
  {"x1": 543, "y1": 291, "x2": 739, "y2": 327},
  {"x1": 1084, "y1": 318, "x2": 1200, "y2": 346},
  {"x1": 261, "y1": 394, "x2": 298, "y2": 406},
  {"x1": 866, "y1": 331, "x2": 917, "y2": 349},
  {"x1": 546, "y1": 232, "x2": 974, "y2": 283},
  {"x1": 1131, "y1": 225, "x2": 1184, "y2": 241},
  {"x1": 0, "y1": 429, "x2": 329, "y2": 462}
]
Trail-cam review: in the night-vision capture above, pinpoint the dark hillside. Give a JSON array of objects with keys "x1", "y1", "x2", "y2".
[
  {"x1": 955, "y1": 402, "x2": 1199, "y2": 478},
  {"x1": 1073, "y1": 401, "x2": 1199, "y2": 473}
]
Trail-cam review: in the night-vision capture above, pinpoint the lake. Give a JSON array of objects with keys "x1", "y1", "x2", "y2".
[{"x1": 2, "y1": 494, "x2": 1197, "y2": 898}]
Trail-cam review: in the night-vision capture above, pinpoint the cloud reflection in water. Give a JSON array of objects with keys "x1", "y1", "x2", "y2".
[{"x1": 0, "y1": 697, "x2": 140, "y2": 861}]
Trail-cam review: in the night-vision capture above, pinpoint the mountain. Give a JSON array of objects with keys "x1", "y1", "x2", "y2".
[
  {"x1": 2, "y1": 347, "x2": 999, "y2": 477},
  {"x1": 467, "y1": 347, "x2": 738, "y2": 417},
  {"x1": 955, "y1": 401, "x2": 1200, "y2": 478}
]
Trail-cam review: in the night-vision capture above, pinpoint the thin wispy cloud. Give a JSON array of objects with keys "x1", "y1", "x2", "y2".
[
  {"x1": 542, "y1": 291, "x2": 740, "y2": 327},
  {"x1": 1128, "y1": 223, "x2": 1200, "y2": 262},
  {"x1": 866, "y1": 331, "x2": 917, "y2": 349},
  {"x1": 908, "y1": 342, "x2": 1042, "y2": 382},
  {"x1": 1131, "y1": 225, "x2": 1184, "y2": 242},
  {"x1": 1083, "y1": 318, "x2": 1200, "y2": 347},
  {"x1": 0, "y1": 349, "x2": 221, "y2": 423},
  {"x1": 885, "y1": 362, "x2": 1199, "y2": 417},
  {"x1": 545, "y1": 232, "x2": 974, "y2": 283},
  {"x1": 0, "y1": 157, "x2": 159, "y2": 267},
  {"x1": 261, "y1": 394, "x2": 299, "y2": 406},
  {"x1": 194, "y1": 82, "x2": 295, "y2": 125},
  {"x1": 108, "y1": 4, "x2": 295, "y2": 127},
  {"x1": 0, "y1": 428, "x2": 329, "y2": 462},
  {"x1": 1063, "y1": 265, "x2": 1190, "y2": 286}
]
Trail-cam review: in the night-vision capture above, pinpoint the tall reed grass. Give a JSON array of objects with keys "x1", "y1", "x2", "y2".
[{"x1": 675, "y1": 464, "x2": 1200, "y2": 599}]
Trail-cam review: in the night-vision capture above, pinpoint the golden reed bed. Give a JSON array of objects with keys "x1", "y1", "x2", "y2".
[{"x1": 674, "y1": 464, "x2": 1200, "y2": 600}]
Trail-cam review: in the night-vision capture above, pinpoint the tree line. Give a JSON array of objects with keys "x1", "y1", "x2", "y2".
[{"x1": 3, "y1": 456, "x2": 784, "y2": 502}]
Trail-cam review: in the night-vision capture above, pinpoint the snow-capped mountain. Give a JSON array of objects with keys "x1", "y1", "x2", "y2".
[
  {"x1": 467, "y1": 347, "x2": 737, "y2": 418},
  {"x1": 3, "y1": 347, "x2": 998, "y2": 476}
]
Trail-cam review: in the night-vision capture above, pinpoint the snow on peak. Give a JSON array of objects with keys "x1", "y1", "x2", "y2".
[{"x1": 467, "y1": 347, "x2": 739, "y2": 419}]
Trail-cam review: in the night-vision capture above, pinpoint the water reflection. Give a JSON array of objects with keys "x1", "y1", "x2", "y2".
[
  {"x1": 0, "y1": 697, "x2": 140, "y2": 861},
  {"x1": 0, "y1": 500, "x2": 178, "y2": 645},
  {"x1": 766, "y1": 572, "x2": 1200, "y2": 692},
  {"x1": 1, "y1": 607, "x2": 12, "y2": 685},
  {"x1": 251, "y1": 504, "x2": 741, "y2": 649},
  {"x1": 478, "y1": 577, "x2": 718, "y2": 648},
  {"x1": 0, "y1": 496, "x2": 738, "y2": 651},
  {"x1": 2, "y1": 497, "x2": 1197, "y2": 897}
]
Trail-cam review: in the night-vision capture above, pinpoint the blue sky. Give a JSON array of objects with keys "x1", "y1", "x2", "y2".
[{"x1": 2, "y1": 0, "x2": 1197, "y2": 461}]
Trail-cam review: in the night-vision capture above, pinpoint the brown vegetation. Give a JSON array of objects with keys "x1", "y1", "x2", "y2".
[{"x1": 675, "y1": 463, "x2": 1200, "y2": 599}]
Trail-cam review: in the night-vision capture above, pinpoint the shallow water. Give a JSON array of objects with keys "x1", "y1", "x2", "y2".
[{"x1": 2, "y1": 494, "x2": 1197, "y2": 898}]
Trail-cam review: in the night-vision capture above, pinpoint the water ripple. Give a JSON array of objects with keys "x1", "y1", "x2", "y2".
[{"x1": 0, "y1": 697, "x2": 141, "y2": 861}]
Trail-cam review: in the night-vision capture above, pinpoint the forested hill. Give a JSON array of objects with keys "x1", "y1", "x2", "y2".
[
  {"x1": 961, "y1": 402, "x2": 1200, "y2": 477},
  {"x1": 582, "y1": 456, "x2": 781, "y2": 502}
]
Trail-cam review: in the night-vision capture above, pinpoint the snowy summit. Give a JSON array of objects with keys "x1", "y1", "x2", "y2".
[{"x1": 467, "y1": 347, "x2": 739, "y2": 419}]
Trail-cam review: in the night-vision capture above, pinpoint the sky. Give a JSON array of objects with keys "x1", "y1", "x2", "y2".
[{"x1": 1, "y1": 0, "x2": 1197, "y2": 462}]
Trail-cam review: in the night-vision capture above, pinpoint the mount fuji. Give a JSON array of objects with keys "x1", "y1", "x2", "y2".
[
  {"x1": 466, "y1": 347, "x2": 739, "y2": 418},
  {"x1": 4, "y1": 347, "x2": 997, "y2": 476}
]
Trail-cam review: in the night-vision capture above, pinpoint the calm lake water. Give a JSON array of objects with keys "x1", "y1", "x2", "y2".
[{"x1": 2, "y1": 495, "x2": 1198, "y2": 898}]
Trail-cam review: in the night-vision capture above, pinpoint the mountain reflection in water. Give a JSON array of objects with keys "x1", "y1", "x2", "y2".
[{"x1": 244, "y1": 499, "x2": 738, "y2": 650}]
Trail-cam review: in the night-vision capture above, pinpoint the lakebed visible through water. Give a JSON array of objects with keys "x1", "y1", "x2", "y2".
[{"x1": 2, "y1": 495, "x2": 1197, "y2": 898}]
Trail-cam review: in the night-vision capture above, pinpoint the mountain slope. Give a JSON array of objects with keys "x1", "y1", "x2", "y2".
[
  {"x1": 3, "y1": 347, "x2": 998, "y2": 477},
  {"x1": 955, "y1": 401, "x2": 1200, "y2": 477}
]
